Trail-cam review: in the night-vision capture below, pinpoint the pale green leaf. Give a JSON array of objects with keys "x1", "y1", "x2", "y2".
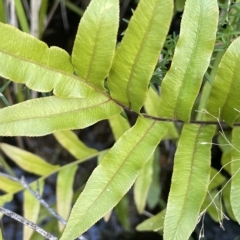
[
  {"x1": 108, "y1": 114, "x2": 130, "y2": 140},
  {"x1": 57, "y1": 165, "x2": 78, "y2": 232},
  {"x1": 72, "y1": 0, "x2": 119, "y2": 89},
  {"x1": 136, "y1": 208, "x2": 166, "y2": 232},
  {"x1": 61, "y1": 117, "x2": 169, "y2": 239},
  {"x1": 108, "y1": 0, "x2": 173, "y2": 112},
  {"x1": 0, "y1": 22, "x2": 94, "y2": 98},
  {"x1": 0, "y1": 143, "x2": 59, "y2": 175},
  {"x1": 23, "y1": 181, "x2": 44, "y2": 240},
  {"x1": 0, "y1": 175, "x2": 21, "y2": 192},
  {"x1": 0, "y1": 227, "x2": 2, "y2": 240},
  {"x1": 230, "y1": 127, "x2": 240, "y2": 223},
  {"x1": 159, "y1": 0, "x2": 218, "y2": 122},
  {"x1": 164, "y1": 124, "x2": 215, "y2": 240},
  {"x1": 0, "y1": 93, "x2": 121, "y2": 136},
  {"x1": 134, "y1": 153, "x2": 154, "y2": 214},
  {"x1": 53, "y1": 130, "x2": 97, "y2": 160},
  {"x1": 206, "y1": 37, "x2": 240, "y2": 126}
]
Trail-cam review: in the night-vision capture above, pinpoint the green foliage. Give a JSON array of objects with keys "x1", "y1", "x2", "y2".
[{"x1": 0, "y1": 0, "x2": 240, "y2": 239}]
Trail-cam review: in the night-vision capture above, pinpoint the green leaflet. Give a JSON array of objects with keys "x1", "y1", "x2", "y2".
[
  {"x1": 230, "y1": 127, "x2": 240, "y2": 223},
  {"x1": 53, "y1": 130, "x2": 97, "y2": 160},
  {"x1": 0, "y1": 143, "x2": 59, "y2": 175},
  {"x1": 159, "y1": 0, "x2": 218, "y2": 122},
  {"x1": 163, "y1": 124, "x2": 215, "y2": 240},
  {"x1": 108, "y1": 0, "x2": 173, "y2": 112},
  {"x1": 206, "y1": 37, "x2": 240, "y2": 126},
  {"x1": 0, "y1": 93, "x2": 121, "y2": 136},
  {"x1": 136, "y1": 208, "x2": 166, "y2": 232},
  {"x1": 134, "y1": 153, "x2": 154, "y2": 214},
  {"x1": 72, "y1": 0, "x2": 118, "y2": 89},
  {"x1": 57, "y1": 165, "x2": 78, "y2": 232},
  {"x1": 60, "y1": 117, "x2": 169, "y2": 239},
  {"x1": 23, "y1": 181, "x2": 44, "y2": 240},
  {"x1": 0, "y1": 22, "x2": 94, "y2": 98}
]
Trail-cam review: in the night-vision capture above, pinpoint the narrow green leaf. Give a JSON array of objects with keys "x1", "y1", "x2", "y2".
[
  {"x1": 230, "y1": 126, "x2": 240, "y2": 223},
  {"x1": 0, "y1": 227, "x2": 2, "y2": 240},
  {"x1": 38, "y1": 0, "x2": 48, "y2": 39},
  {"x1": 163, "y1": 124, "x2": 215, "y2": 240},
  {"x1": 72, "y1": 0, "x2": 119, "y2": 89},
  {"x1": 0, "y1": 22, "x2": 94, "y2": 98},
  {"x1": 53, "y1": 130, "x2": 97, "y2": 160},
  {"x1": 134, "y1": 153, "x2": 154, "y2": 214},
  {"x1": 159, "y1": 0, "x2": 218, "y2": 122},
  {"x1": 61, "y1": 117, "x2": 169, "y2": 239},
  {"x1": 0, "y1": 0, "x2": 6, "y2": 23},
  {"x1": 0, "y1": 143, "x2": 59, "y2": 175},
  {"x1": 14, "y1": 0, "x2": 30, "y2": 33},
  {"x1": 136, "y1": 208, "x2": 166, "y2": 232},
  {"x1": 57, "y1": 165, "x2": 78, "y2": 232},
  {"x1": 206, "y1": 37, "x2": 240, "y2": 126},
  {"x1": 108, "y1": 114, "x2": 130, "y2": 140},
  {"x1": 108, "y1": 0, "x2": 173, "y2": 112},
  {"x1": 223, "y1": 182, "x2": 237, "y2": 221},
  {"x1": 65, "y1": 1, "x2": 84, "y2": 16},
  {"x1": 23, "y1": 181, "x2": 44, "y2": 240},
  {"x1": 0, "y1": 94, "x2": 121, "y2": 136}
]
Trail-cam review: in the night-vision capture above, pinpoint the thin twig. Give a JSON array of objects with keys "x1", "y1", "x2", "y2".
[
  {"x1": 0, "y1": 172, "x2": 87, "y2": 240},
  {"x1": 0, "y1": 206, "x2": 58, "y2": 240}
]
